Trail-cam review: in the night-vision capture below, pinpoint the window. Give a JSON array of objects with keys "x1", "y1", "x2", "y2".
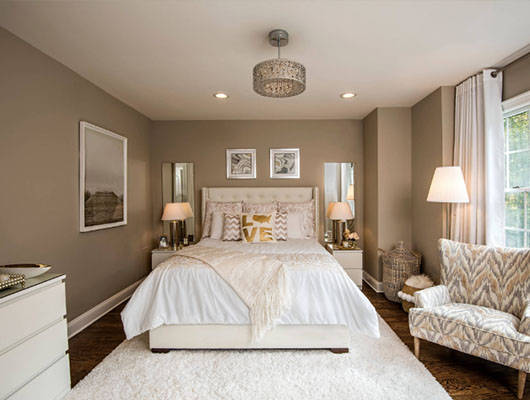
[{"x1": 504, "y1": 106, "x2": 530, "y2": 247}]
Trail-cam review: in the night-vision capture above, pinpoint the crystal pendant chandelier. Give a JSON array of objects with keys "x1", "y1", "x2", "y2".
[{"x1": 253, "y1": 29, "x2": 306, "y2": 98}]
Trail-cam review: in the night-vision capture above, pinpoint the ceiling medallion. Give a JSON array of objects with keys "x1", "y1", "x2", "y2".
[{"x1": 253, "y1": 29, "x2": 306, "y2": 98}]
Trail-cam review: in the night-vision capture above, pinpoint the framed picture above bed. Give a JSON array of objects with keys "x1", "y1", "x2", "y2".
[
  {"x1": 226, "y1": 149, "x2": 256, "y2": 179},
  {"x1": 79, "y1": 121, "x2": 127, "y2": 232},
  {"x1": 270, "y1": 148, "x2": 300, "y2": 179}
]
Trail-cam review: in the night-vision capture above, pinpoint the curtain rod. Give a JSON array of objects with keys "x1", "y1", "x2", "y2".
[{"x1": 455, "y1": 49, "x2": 530, "y2": 87}]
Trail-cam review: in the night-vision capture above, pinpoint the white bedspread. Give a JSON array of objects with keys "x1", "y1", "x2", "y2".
[{"x1": 121, "y1": 239, "x2": 380, "y2": 340}]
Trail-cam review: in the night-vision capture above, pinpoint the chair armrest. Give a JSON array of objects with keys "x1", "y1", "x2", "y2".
[
  {"x1": 520, "y1": 301, "x2": 530, "y2": 336},
  {"x1": 414, "y1": 285, "x2": 451, "y2": 308}
]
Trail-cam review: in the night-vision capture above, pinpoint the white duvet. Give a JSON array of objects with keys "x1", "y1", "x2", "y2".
[{"x1": 121, "y1": 239, "x2": 380, "y2": 340}]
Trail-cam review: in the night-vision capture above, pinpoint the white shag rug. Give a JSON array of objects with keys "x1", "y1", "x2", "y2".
[{"x1": 67, "y1": 317, "x2": 450, "y2": 400}]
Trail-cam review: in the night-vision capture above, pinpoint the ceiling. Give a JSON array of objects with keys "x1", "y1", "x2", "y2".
[{"x1": 1, "y1": 1, "x2": 530, "y2": 120}]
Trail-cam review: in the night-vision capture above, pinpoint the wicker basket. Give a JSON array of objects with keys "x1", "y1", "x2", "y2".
[{"x1": 382, "y1": 242, "x2": 421, "y2": 302}]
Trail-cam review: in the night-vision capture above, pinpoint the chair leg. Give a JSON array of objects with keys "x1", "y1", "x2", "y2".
[
  {"x1": 518, "y1": 370, "x2": 527, "y2": 400},
  {"x1": 414, "y1": 337, "x2": 420, "y2": 359}
]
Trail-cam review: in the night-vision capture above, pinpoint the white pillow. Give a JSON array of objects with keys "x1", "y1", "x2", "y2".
[
  {"x1": 210, "y1": 211, "x2": 224, "y2": 240},
  {"x1": 287, "y1": 212, "x2": 305, "y2": 239}
]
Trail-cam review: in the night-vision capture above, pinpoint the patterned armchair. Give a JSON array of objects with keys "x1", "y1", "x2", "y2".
[{"x1": 409, "y1": 239, "x2": 530, "y2": 399}]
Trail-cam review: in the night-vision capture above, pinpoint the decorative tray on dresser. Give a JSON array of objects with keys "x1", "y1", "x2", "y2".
[{"x1": 0, "y1": 273, "x2": 70, "y2": 399}]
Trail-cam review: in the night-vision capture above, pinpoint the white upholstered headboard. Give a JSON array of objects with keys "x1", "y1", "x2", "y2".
[{"x1": 201, "y1": 187, "x2": 319, "y2": 235}]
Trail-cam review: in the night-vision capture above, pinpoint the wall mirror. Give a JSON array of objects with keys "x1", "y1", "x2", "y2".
[
  {"x1": 161, "y1": 163, "x2": 195, "y2": 240},
  {"x1": 324, "y1": 162, "x2": 355, "y2": 243}
]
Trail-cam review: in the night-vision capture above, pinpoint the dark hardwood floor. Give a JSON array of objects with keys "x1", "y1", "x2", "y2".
[{"x1": 69, "y1": 286, "x2": 527, "y2": 399}]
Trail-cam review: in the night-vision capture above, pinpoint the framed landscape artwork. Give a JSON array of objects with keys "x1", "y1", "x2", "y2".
[
  {"x1": 270, "y1": 148, "x2": 300, "y2": 179},
  {"x1": 79, "y1": 121, "x2": 127, "y2": 232},
  {"x1": 226, "y1": 149, "x2": 256, "y2": 179}
]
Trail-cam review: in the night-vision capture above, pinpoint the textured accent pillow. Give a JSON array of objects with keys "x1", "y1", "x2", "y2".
[
  {"x1": 278, "y1": 200, "x2": 315, "y2": 238},
  {"x1": 242, "y1": 201, "x2": 278, "y2": 214},
  {"x1": 274, "y1": 212, "x2": 288, "y2": 241},
  {"x1": 241, "y1": 214, "x2": 277, "y2": 244},
  {"x1": 222, "y1": 214, "x2": 241, "y2": 241},
  {"x1": 202, "y1": 201, "x2": 243, "y2": 238},
  {"x1": 287, "y1": 212, "x2": 305, "y2": 239},
  {"x1": 210, "y1": 211, "x2": 224, "y2": 240}
]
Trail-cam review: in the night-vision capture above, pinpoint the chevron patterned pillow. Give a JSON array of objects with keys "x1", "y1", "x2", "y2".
[
  {"x1": 274, "y1": 212, "x2": 288, "y2": 241},
  {"x1": 222, "y1": 214, "x2": 241, "y2": 241}
]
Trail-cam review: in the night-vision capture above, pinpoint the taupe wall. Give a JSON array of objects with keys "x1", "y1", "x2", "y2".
[
  {"x1": 362, "y1": 108, "x2": 412, "y2": 281},
  {"x1": 150, "y1": 120, "x2": 364, "y2": 246},
  {"x1": 411, "y1": 87, "x2": 454, "y2": 281},
  {"x1": 503, "y1": 55, "x2": 530, "y2": 100},
  {"x1": 378, "y1": 108, "x2": 412, "y2": 253},
  {"x1": 0, "y1": 27, "x2": 153, "y2": 320},
  {"x1": 363, "y1": 110, "x2": 379, "y2": 280}
]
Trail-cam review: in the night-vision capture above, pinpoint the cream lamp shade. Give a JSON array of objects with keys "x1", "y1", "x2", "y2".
[
  {"x1": 161, "y1": 202, "x2": 194, "y2": 221},
  {"x1": 346, "y1": 184, "x2": 354, "y2": 201},
  {"x1": 326, "y1": 202, "x2": 337, "y2": 218},
  {"x1": 328, "y1": 202, "x2": 354, "y2": 220},
  {"x1": 426, "y1": 166, "x2": 469, "y2": 203}
]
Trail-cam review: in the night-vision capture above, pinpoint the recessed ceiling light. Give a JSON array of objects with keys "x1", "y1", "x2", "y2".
[
  {"x1": 340, "y1": 92, "x2": 356, "y2": 99},
  {"x1": 214, "y1": 92, "x2": 229, "y2": 99}
]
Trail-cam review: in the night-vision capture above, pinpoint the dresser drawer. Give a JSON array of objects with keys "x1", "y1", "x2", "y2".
[
  {"x1": 333, "y1": 252, "x2": 362, "y2": 270},
  {"x1": 0, "y1": 282, "x2": 66, "y2": 354},
  {"x1": 0, "y1": 318, "x2": 68, "y2": 399},
  {"x1": 344, "y1": 268, "x2": 363, "y2": 287},
  {"x1": 9, "y1": 354, "x2": 70, "y2": 400}
]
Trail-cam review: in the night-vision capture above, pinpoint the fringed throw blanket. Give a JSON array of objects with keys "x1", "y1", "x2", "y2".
[{"x1": 175, "y1": 246, "x2": 292, "y2": 343}]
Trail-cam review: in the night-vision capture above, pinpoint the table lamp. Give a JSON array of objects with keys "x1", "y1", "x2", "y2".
[
  {"x1": 346, "y1": 184, "x2": 354, "y2": 201},
  {"x1": 161, "y1": 202, "x2": 194, "y2": 250},
  {"x1": 426, "y1": 166, "x2": 469, "y2": 239},
  {"x1": 328, "y1": 202, "x2": 354, "y2": 246},
  {"x1": 326, "y1": 202, "x2": 337, "y2": 242}
]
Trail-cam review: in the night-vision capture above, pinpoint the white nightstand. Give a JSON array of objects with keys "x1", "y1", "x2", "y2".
[
  {"x1": 326, "y1": 243, "x2": 363, "y2": 289},
  {"x1": 151, "y1": 249, "x2": 178, "y2": 269}
]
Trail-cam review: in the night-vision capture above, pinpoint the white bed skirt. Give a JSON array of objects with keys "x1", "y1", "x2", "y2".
[{"x1": 149, "y1": 324, "x2": 350, "y2": 351}]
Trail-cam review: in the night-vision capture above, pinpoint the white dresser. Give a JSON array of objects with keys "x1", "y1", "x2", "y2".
[
  {"x1": 0, "y1": 274, "x2": 70, "y2": 400},
  {"x1": 326, "y1": 244, "x2": 363, "y2": 289}
]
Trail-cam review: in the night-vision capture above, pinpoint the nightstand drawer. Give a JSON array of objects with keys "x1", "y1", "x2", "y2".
[
  {"x1": 344, "y1": 269, "x2": 363, "y2": 287},
  {"x1": 333, "y1": 252, "x2": 362, "y2": 269},
  {"x1": 152, "y1": 250, "x2": 177, "y2": 269}
]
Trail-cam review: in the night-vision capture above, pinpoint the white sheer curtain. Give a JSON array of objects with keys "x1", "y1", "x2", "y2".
[{"x1": 451, "y1": 69, "x2": 504, "y2": 246}]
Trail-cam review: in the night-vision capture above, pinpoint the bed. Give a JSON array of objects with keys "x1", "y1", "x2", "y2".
[{"x1": 121, "y1": 187, "x2": 379, "y2": 353}]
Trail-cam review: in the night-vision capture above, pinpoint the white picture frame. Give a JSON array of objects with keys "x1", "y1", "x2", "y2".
[
  {"x1": 226, "y1": 149, "x2": 256, "y2": 179},
  {"x1": 270, "y1": 148, "x2": 300, "y2": 179},
  {"x1": 79, "y1": 121, "x2": 127, "y2": 232}
]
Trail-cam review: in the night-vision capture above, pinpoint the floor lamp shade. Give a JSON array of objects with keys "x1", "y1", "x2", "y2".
[
  {"x1": 426, "y1": 166, "x2": 469, "y2": 240},
  {"x1": 427, "y1": 167, "x2": 469, "y2": 203}
]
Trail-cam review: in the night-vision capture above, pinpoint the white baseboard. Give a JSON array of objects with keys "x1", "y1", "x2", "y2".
[
  {"x1": 363, "y1": 271, "x2": 384, "y2": 293},
  {"x1": 67, "y1": 278, "x2": 144, "y2": 339}
]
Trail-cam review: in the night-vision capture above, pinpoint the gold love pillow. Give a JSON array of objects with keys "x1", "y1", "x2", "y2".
[{"x1": 241, "y1": 214, "x2": 277, "y2": 244}]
